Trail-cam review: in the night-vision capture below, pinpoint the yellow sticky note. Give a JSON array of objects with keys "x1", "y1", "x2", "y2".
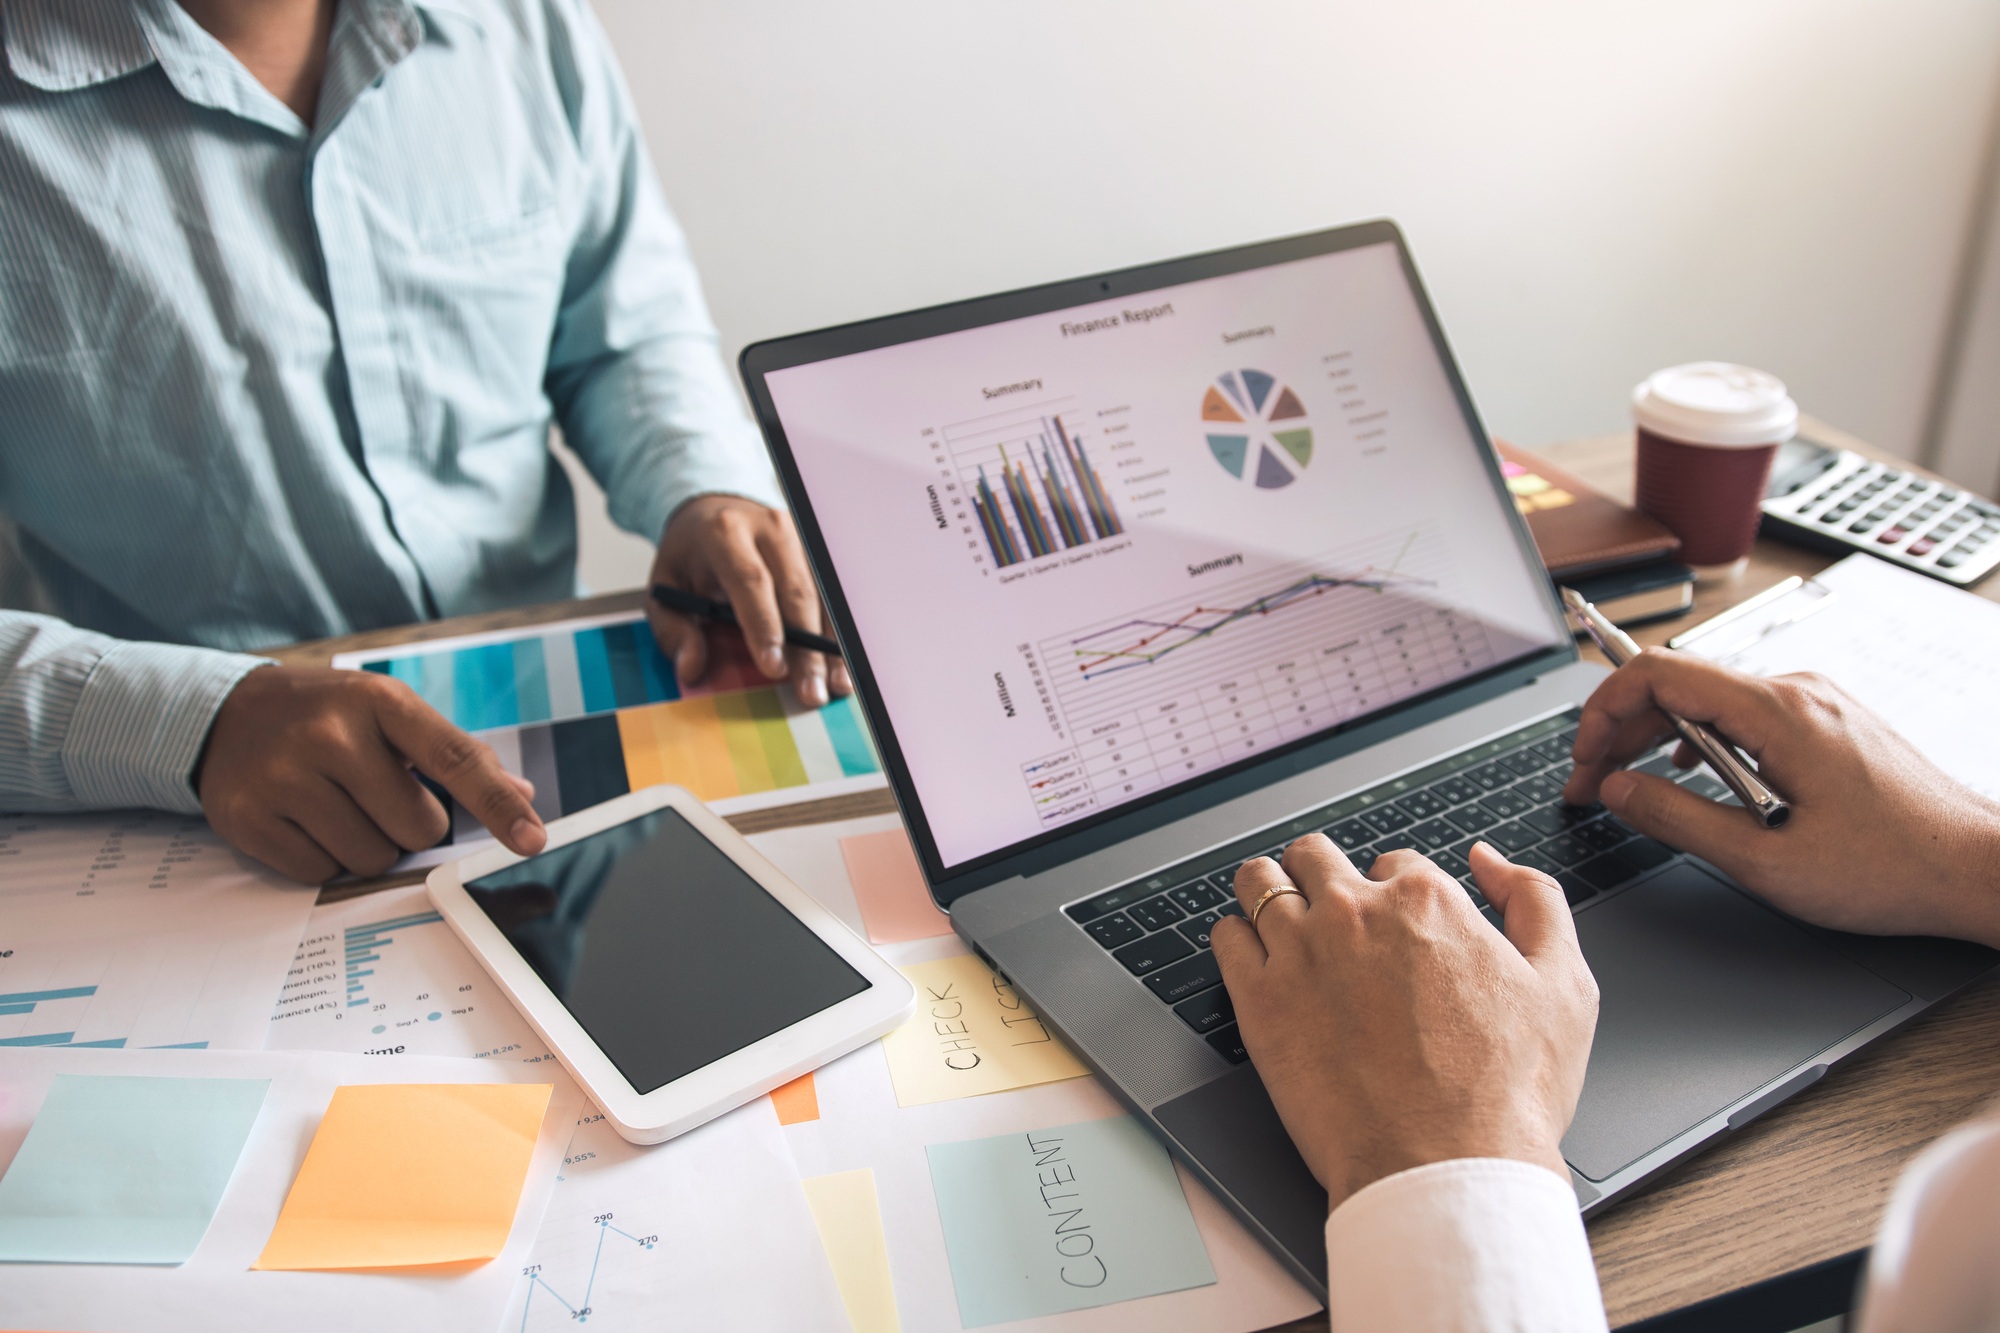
[
  {"x1": 802, "y1": 1169, "x2": 901, "y2": 1333},
  {"x1": 880, "y1": 955, "x2": 1088, "y2": 1107},
  {"x1": 253, "y1": 1082, "x2": 553, "y2": 1270}
]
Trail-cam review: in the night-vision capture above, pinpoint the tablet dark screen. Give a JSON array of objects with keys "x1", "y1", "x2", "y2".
[{"x1": 465, "y1": 807, "x2": 869, "y2": 1094}]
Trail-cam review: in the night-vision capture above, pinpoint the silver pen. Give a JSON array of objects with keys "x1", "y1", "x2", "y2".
[{"x1": 1561, "y1": 586, "x2": 1792, "y2": 830}]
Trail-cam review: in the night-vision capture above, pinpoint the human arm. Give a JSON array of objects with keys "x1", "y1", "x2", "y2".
[
  {"x1": 536, "y1": 0, "x2": 845, "y2": 706},
  {"x1": 0, "y1": 611, "x2": 265, "y2": 813},
  {"x1": 1562, "y1": 648, "x2": 2000, "y2": 947},
  {"x1": 1212, "y1": 838, "x2": 1607, "y2": 1331}
]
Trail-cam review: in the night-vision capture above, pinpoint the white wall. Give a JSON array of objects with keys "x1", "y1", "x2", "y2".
[{"x1": 573, "y1": 0, "x2": 2000, "y2": 593}]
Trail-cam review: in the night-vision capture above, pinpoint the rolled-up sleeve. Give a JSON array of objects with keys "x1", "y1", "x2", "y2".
[
  {"x1": 539, "y1": 0, "x2": 784, "y2": 546},
  {"x1": 1325, "y1": 1157, "x2": 1608, "y2": 1332},
  {"x1": 0, "y1": 613, "x2": 269, "y2": 814}
]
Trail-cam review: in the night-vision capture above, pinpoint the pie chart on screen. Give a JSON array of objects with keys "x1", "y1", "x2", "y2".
[{"x1": 1202, "y1": 369, "x2": 1313, "y2": 489}]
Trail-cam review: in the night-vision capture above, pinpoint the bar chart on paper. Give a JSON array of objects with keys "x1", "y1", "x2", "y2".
[
  {"x1": 334, "y1": 613, "x2": 880, "y2": 842},
  {"x1": 0, "y1": 926, "x2": 257, "y2": 1051},
  {"x1": 268, "y1": 885, "x2": 546, "y2": 1063},
  {"x1": 0, "y1": 813, "x2": 317, "y2": 1051}
]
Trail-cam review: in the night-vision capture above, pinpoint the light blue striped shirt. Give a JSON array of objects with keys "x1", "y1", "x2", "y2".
[{"x1": 0, "y1": 0, "x2": 782, "y2": 813}]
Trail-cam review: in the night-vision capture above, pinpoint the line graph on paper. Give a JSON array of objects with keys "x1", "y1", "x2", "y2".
[
  {"x1": 518, "y1": 1212, "x2": 659, "y2": 1329},
  {"x1": 1019, "y1": 531, "x2": 1499, "y2": 827}
]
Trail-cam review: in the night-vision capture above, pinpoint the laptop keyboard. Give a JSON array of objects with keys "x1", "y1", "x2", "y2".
[{"x1": 1064, "y1": 708, "x2": 1707, "y2": 1065}]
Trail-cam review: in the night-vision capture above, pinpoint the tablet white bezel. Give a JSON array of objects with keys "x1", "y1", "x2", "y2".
[{"x1": 426, "y1": 784, "x2": 916, "y2": 1144}]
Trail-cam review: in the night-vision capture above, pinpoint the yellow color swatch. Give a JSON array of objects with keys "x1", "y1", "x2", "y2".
[
  {"x1": 617, "y1": 698, "x2": 740, "y2": 800},
  {"x1": 770, "y1": 1070, "x2": 820, "y2": 1125},
  {"x1": 802, "y1": 1170, "x2": 900, "y2": 1333},
  {"x1": 253, "y1": 1082, "x2": 553, "y2": 1271},
  {"x1": 879, "y1": 954, "x2": 1089, "y2": 1107}
]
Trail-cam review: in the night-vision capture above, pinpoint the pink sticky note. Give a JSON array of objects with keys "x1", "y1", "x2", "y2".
[{"x1": 840, "y1": 829, "x2": 952, "y2": 944}]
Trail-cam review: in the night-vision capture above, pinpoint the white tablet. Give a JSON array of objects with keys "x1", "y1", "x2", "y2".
[{"x1": 427, "y1": 785, "x2": 915, "y2": 1144}]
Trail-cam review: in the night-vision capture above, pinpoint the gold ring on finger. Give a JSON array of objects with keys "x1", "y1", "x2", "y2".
[{"x1": 1249, "y1": 882, "x2": 1304, "y2": 929}]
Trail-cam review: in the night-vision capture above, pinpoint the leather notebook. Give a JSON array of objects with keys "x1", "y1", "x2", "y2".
[{"x1": 1495, "y1": 440, "x2": 1681, "y2": 578}]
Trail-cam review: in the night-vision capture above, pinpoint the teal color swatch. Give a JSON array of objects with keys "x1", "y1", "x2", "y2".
[
  {"x1": 925, "y1": 1115, "x2": 1216, "y2": 1326},
  {"x1": 0, "y1": 1073, "x2": 270, "y2": 1264}
]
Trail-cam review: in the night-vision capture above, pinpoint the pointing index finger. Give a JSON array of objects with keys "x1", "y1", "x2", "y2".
[{"x1": 374, "y1": 693, "x2": 545, "y2": 856}]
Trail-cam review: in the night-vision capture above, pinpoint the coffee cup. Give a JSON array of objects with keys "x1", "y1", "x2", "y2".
[{"x1": 1632, "y1": 362, "x2": 1798, "y2": 574}]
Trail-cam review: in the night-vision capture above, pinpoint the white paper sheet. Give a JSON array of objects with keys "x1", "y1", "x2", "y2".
[
  {"x1": 0, "y1": 1047, "x2": 581, "y2": 1333},
  {"x1": 502, "y1": 1098, "x2": 850, "y2": 1333},
  {"x1": 267, "y1": 884, "x2": 554, "y2": 1064},
  {"x1": 270, "y1": 886, "x2": 851, "y2": 1332},
  {"x1": 1678, "y1": 553, "x2": 2000, "y2": 798},
  {"x1": 0, "y1": 813, "x2": 315, "y2": 1052}
]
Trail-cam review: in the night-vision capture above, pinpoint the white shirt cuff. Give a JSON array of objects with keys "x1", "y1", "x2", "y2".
[{"x1": 1326, "y1": 1157, "x2": 1608, "y2": 1332}]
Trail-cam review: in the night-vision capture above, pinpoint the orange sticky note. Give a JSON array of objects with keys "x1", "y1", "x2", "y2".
[
  {"x1": 770, "y1": 1071, "x2": 820, "y2": 1125},
  {"x1": 840, "y1": 829, "x2": 952, "y2": 944},
  {"x1": 253, "y1": 1082, "x2": 553, "y2": 1271}
]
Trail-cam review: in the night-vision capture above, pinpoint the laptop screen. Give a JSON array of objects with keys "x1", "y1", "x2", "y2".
[{"x1": 763, "y1": 238, "x2": 1565, "y2": 872}]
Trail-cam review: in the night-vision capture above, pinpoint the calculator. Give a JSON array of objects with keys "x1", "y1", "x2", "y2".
[{"x1": 1760, "y1": 436, "x2": 2000, "y2": 585}]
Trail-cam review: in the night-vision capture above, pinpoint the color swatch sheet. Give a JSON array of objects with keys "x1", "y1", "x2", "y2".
[
  {"x1": 747, "y1": 818, "x2": 1322, "y2": 1333},
  {"x1": 331, "y1": 612, "x2": 881, "y2": 848},
  {"x1": 0, "y1": 812, "x2": 316, "y2": 1052},
  {"x1": 265, "y1": 886, "x2": 849, "y2": 1333},
  {"x1": 0, "y1": 1047, "x2": 578, "y2": 1333}
]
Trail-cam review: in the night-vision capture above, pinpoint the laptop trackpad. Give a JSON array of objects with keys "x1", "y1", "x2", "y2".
[{"x1": 1564, "y1": 862, "x2": 1909, "y2": 1182}]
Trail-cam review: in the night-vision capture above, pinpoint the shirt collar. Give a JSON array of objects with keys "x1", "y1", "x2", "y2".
[
  {"x1": 3, "y1": 0, "x2": 155, "y2": 91},
  {"x1": 3, "y1": 0, "x2": 465, "y2": 138}
]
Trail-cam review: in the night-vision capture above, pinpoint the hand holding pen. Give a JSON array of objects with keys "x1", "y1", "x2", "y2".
[{"x1": 1562, "y1": 588, "x2": 1791, "y2": 829}]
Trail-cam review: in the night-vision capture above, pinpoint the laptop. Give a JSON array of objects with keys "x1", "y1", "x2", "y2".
[{"x1": 738, "y1": 220, "x2": 1996, "y2": 1297}]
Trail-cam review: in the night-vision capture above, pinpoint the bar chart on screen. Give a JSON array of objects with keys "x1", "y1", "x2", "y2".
[
  {"x1": 332, "y1": 612, "x2": 881, "y2": 849},
  {"x1": 927, "y1": 396, "x2": 1145, "y2": 573}
]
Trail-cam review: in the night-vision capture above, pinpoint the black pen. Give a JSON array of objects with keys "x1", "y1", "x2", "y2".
[{"x1": 649, "y1": 584, "x2": 843, "y2": 658}]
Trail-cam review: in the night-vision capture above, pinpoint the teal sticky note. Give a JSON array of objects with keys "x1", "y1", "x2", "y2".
[
  {"x1": 0, "y1": 1073, "x2": 270, "y2": 1264},
  {"x1": 925, "y1": 1115, "x2": 1216, "y2": 1326}
]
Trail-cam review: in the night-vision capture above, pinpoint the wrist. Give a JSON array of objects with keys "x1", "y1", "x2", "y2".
[
  {"x1": 1337, "y1": 1125, "x2": 1569, "y2": 1207},
  {"x1": 1938, "y1": 800, "x2": 2000, "y2": 949}
]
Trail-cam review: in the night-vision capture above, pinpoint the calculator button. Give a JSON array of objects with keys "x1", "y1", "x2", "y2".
[
  {"x1": 1910, "y1": 538, "x2": 1937, "y2": 556},
  {"x1": 1940, "y1": 551, "x2": 1968, "y2": 568},
  {"x1": 1877, "y1": 527, "x2": 1907, "y2": 545},
  {"x1": 1848, "y1": 520, "x2": 1874, "y2": 533}
]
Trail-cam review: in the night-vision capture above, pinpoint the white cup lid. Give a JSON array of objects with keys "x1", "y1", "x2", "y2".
[{"x1": 1631, "y1": 362, "x2": 1799, "y2": 448}]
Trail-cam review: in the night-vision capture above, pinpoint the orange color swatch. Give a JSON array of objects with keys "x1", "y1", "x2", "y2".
[
  {"x1": 840, "y1": 829, "x2": 952, "y2": 944},
  {"x1": 253, "y1": 1083, "x2": 553, "y2": 1271},
  {"x1": 770, "y1": 1071, "x2": 820, "y2": 1126}
]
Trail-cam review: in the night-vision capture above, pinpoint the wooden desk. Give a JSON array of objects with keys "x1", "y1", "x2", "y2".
[{"x1": 269, "y1": 416, "x2": 2000, "y2": 1328}]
